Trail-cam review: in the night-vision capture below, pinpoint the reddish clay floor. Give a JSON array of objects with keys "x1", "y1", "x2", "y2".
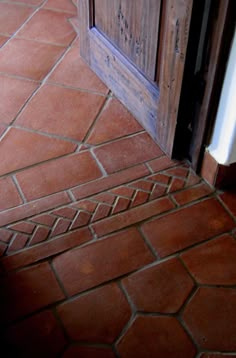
[{"x1": 0, "y1": 1, "x2": 236, "y2": 357}]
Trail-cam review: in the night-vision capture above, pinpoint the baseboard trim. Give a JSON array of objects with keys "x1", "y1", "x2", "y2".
[{"x1": 201, "y1": 151, "x2": 236, "y2": 188}]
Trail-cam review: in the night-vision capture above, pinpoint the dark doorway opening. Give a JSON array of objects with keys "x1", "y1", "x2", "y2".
[{"x1": 173, "y1": 0, "x2": 235, "y2": 170}]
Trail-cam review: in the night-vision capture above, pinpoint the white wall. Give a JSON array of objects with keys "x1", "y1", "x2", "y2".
[{"x1": 208, "y1": 29, "x2": 236, "y2": 165}]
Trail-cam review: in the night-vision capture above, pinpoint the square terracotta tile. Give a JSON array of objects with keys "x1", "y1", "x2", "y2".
[
  {"x1": 43, "y1": 0, "x2": 77, "y2": 14},
  {"x1": 16, "y1": 151, "x2": 103, "y2": 201},
  {"x1": 17, "y1": 9, "x2": 76, "y2": 46},
  {"x1": 0, "y1": 38, "x2": 65, "y2": 80},
  {"x1": 181, "y1": 234, "x2": 236, "y2": 285},
  {"x1": 0, "y1": 74, "x2": 38, "y2": 124},
  {"x1": 142, "y1": 198, "x2": 235, "y2": 258},
  {"x1": 48, "y1": 46, "x2": 108, "y2": 94},
  {"x1": 94, "y1": 132, "x2": 163, "y2": 173},
  {"x1": 16, "y1": 84, "x2": 106, "y2": 141},
  {"x1": 86, "y1": 97, "x2": 143, "y2": 145},
  {"x1": 0, "y1": 127, "x2": 76, "y2": 176},
  {"x1": 0, "y1": 3, "x2": 34, "y2": 36},
  {"x1": 53, "y1": 228, "x2": 154, "y2": 296},
  {"x1": 172, "y1": 182, "x2": 212, "y2": 205}
]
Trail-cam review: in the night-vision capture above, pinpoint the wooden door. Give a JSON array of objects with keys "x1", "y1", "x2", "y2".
[{"x1": 79, "y1": 0, "x2": 193, "y2": 156}]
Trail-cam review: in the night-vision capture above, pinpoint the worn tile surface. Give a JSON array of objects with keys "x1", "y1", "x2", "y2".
[{"x1": 0, "y1": 1, "x2": 235, "y2": 356}]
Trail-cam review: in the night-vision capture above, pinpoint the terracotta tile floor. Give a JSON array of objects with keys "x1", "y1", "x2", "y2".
[{"x1": 0, "y1": 1, "x2": 236, "y2": 357}]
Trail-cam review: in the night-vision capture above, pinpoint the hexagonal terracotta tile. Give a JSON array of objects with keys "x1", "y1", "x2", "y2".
[
  {"x1": 122, "y1": 258, "x2": 194, "y2": 313},
  {"x1": 181, "y1": 235, "x2": 236, "y2": 285},
  {"x1": 57, "y1": 283, "x2": 131, "y2": 343},
  {"x1": 117, "y1": 316, "x2": 196, "y2": 358},
  {"x1": 182, "y1": 287, "x2": 236, "y2": 351}
]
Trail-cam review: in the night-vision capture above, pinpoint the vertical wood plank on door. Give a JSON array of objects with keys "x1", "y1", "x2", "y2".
[
  {"x1": 157, "y1": 0, "x2": 193, "y2": 155},
  {"x1": 94, "y1": 0, "x2": 161, "y2": 81},
  {"x1": 79, "y1": 0, "x2": 94, "y2": 63}
]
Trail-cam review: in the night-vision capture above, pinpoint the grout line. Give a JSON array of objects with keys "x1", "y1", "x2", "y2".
[
  {"x1": 169, "y1": 193, "x2": 179, "y2": 207},
  {"x1": 0, "y1": 1, "x2": 37, "y2": 9},
  {"x1": 118, "y1": 280, "x2": 137, "y2": 313},
  {"x1": 82, "y1": 91, "x2": 112, "y2": 143},
  {"x1": 66, "y1": 342, "x2": 113, "y2": 350},
  {"x1": 176, "y1": 286, "x2": 200, "y2": 352},
  {"x1": 87, "y1": 129, "x2": 146, "y2": 148},
  {"x1": 0, "y1": 126, "x2": 11, "y2": 141},
  {"x1": 90, "y1": 149, "x2": 107, "y2": 177},
  {"x1": 49, "y1": 261, "x2": 69, "y2": 298},
  {"x1": 11, "y1": 175, "x2": 27, "y2": 204},
  {"x1": 14, "y1": 35, "x2": 73, "y2": 48},
  {"x1": 25, "y1": 224, "x2": 38, "y2": 247},
  {"x1": 38, "y1": 80, "x2": 112, "y2": 97},
  {"x1": 137, "y1": 226, "x2": 159, "y2": 260},
  {"x1": 0, "y1": 0, "x2": 48, "y2": 50},
  {"x1": 51, "y1": 307, "x2": 71, "y2": 353},
  {"x1": 6, "y1": 232, "x2": 17, "y2": 253},
  {"x1": 88, "y1": 225, "x2": 98, "y2": 241},
  {"x1": 1, "y1": 298, "x2": 67, "y2": 330},
  {"x1": 49, "y1": 217, "x2": 60, "y2": 236},
  {"x1": 68, "y1": 210, "x2": 79, "y2": 231},
  {"x1": 7, "y1": 82, "x2": 41, "y2": 125},
  {"x1": 9, "y1": 46, "x2": 72, "y2": 127},
  {"x1": 178, "y1": 255, "x2": 198, "y2": 286},
  {"x1": 88, "y1": 130, "x2": 147, "y2": 149},
  {"x1": 0, "y1": 124, "x2": 10, "y2": 141},
  {"x1": 139, "y1": 194, "x2": 216, "y2": 227},
  {"x1": 184, "y1": 166, "x2": 192, "y2": 189},
  {"x1": 215, "y1": 193, "x2": 236, "y2": 223},
  {"x1": 114, "y1": 282, "x2": 137, "y2": 354},
  {"x1": 112, "y1": 345, "x2": 120, "y2": 358},
  {"x1": 145, "y1": 161, "x2": 154, "y2": 173},
  {"x1": 67, "y1": 190, "x2": 76, "y2": 202},
  {"x1": 37, "y1": 6, "x2": 77, "y2": 15},
  {"x1": 114, "y1": 313, "x2": 136, "y2": 349},
  {"x1": 166, "y1": 230, "x2": 233, "y2": 258},
  {"x1": 11, "y1": 124, "x2": 82, "y2": 145},
  {"x1": 0, "y1": 150, "x2": 82, "y2": 180},
  {"x1": 0, "y1": 71, "x2": 41, "y2": 83}
]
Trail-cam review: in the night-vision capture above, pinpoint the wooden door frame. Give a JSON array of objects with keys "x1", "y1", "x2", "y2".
[
  {"x1": 188, "y1": 0, "x2": 235, "y2": 170},
  {"x1": 79, "y1": 0, "x2": 193, "y2": 156}
]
